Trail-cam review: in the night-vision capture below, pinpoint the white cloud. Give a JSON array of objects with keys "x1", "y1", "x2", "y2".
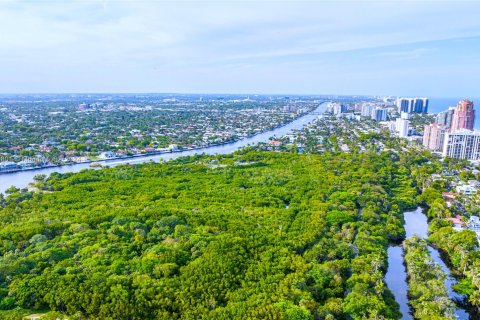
[
  {"x1": 0, "y1": 0, "x2": 479, "y2": 94},
  {"x1": 369, "y1": 48, "x2": 432, "y2": 60}
]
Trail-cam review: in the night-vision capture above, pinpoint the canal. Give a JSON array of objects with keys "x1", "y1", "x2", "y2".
[
  {"x1": 0, "y1": 102, "x2": 329, "y2": 194},
  {"x1": 386, "y1": 207, "x2": 470, "y2": 319}
]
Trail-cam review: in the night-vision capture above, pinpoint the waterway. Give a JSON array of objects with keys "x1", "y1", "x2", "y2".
[
  {"x1": 0, "y1": 102, "x2": 329, "y2": 194},
  {"x1": 386, "y1": 207, "x2": 470, "y2": 319}
]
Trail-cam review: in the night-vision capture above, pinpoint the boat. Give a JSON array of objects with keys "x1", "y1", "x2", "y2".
[{"x1": 89, "y1": 162, "x2": 102, "y2": 168}]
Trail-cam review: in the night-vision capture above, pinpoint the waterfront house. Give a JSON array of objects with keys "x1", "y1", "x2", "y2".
[
  {"x1": 17, "y1": 160, "x2": 38, "y2": 169},
  {"x1": 0, "y1": 161, "x2": 18, "y2": 172},
  {"x1": 116, "y1": 150, "x2": 128, "y2": 157},
  {"x1": 100, "y1": 151, "x2": 116, "y2": 159}
]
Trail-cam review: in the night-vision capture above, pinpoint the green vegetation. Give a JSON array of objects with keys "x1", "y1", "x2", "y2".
[
  {"x1": 429, "y1": 223, "x2": 480, "y2": 313},
  {"x1": 428, "y1": 219, "x2": 480, "y2": 314},
  {"x1": 416, "y1": 164, "x2": 480, "y2": 315},
  {"x1": 0, "y1": 94, "x2": 316, "y2": 166},
  {"x1": 403, "y1": 236, "x2": 455, "y2": 319},
  {"x1": 0, "y1": 149, "x2": 419, "y2": 319},
  {"x1": 2, "y1": 110, "x2": 476, "y2": 320}
]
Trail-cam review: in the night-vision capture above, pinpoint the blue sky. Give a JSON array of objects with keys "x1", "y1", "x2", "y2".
[{"x1": 1, "y1": 0, "x2": 480, "y2": 96}]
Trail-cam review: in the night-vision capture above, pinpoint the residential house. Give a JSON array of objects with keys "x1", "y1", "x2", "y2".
[{"x1": 456, "y1": 184, "x2": 477, "y2": 195}]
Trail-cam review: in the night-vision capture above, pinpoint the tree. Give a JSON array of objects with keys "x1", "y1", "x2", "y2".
[
  {"x1": 33, "y1": 174, "x2": 47, "y2": 182},
  {"x1": 4, "y1": 186, "x2": 19, "y2": 195}
]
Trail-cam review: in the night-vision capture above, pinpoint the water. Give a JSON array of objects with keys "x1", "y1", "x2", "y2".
[
  {"x1": 386, "y1": 207, "x2": 470, "y2": 319},
  {"x1": 429, "y1": 97, "x2": 480, "y2": 130},
  {"x1": 386, "y1": 246, "x2": 411, "y2": 320},
  {"x1": 403, "y1": 207, "x2": 429, "y2": 239},
  {"x1": 0, "y1": 102, "x2": 328, "y2": 194},
  {"x1": 429, "y1": 97, "x2": 465, "y2": 113},
  {"x1": 428, "y1": 247, "x2": 470, "y2": 318}
]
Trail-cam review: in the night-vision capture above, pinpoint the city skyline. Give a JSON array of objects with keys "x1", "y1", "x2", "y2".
[
  {"x1": 1, "y1": 1, "x2": 480, "y2": 96},
  {"x1": 1, "y1": 2, "x2": 480, "y2": 318}
]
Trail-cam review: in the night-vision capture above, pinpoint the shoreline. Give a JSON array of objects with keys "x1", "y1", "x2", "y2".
[
  {"x1": 0, "y1": 111, "x2": 312, "y2": 176},
  {"x1": 0, "y1": 139, "x2": 238, "y2": 175}
]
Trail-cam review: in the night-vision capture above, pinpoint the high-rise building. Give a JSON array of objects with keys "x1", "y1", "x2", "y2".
[
  {"x1": 423, "y1": 123, "x2": 447, "y2": 151},
  {"x1": 436, "y1": 107, "x2": 455, "y2": 128},
  {"x1": 423, "y1": 98, "x2": 428, "y2": 113},
  {"x1": 451, "y1": 99, "x2": 475, "y2": 132},
  {"x1": 443, "y1": 129, "x2": 480, "y2": 160},
  {"x1": 353, "y1": 103, "x2": 363, "y2": 112},
  {"x1": 395, "y1": 112, "x2": 410, "y2": 138},
  {"x1": 361, "y1": 104, "x2": 374, "y2": 117},
  {"x1": 384, "y1": 121, "x2": 397, "y2": 132},
  {"x1": 333, "y1": 104, "x2": 348, "y2": 115},
  {"x1": 398, "y1": 119, "x2": 409, "y2": 138},
  {"x1": 371, "y1": 108, "x2": 387, "y2": 122},
  {"x1": 417, "y1": 98, "x2": 429, "y2": 113},
  {"x1": 395, "y1": 112, "x2": 409, "y2": 130},
  {"x1": 423, "y1": 124, "x2": 433, "y2": 149},
  {"x1": 396, "y1": 97, "x2": 428, "y2": 114},
  {"x1": 396, "y1": 98, "x2": 413, "y2": 113}
]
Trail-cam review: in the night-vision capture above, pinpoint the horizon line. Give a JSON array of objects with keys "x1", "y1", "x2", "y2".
[{"x1": 0, "y1": 92, "x2": 477, "y2": 99}]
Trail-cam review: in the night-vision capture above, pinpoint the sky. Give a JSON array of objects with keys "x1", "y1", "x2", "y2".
[{"x1": 0, "y1": 0, "x2": 480, "y2": 96}]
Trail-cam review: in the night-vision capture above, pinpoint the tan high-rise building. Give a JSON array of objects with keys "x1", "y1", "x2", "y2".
[{"x1": 423, "y1": 123, "x2": 447, "y2": 151}]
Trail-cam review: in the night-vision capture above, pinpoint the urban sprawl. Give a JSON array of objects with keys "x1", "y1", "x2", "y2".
[
  {"x1": 327, "y1": 97, "x2": 480, "y2": 243},
  {"x1": 1, "y1": 94, "x2": 479, "y2": 243}
]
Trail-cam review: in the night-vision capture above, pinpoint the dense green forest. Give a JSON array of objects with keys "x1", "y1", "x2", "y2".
[
  {"x1": 415, "y1": 178, "x2": 480, "y2": 314},
  {"x1": 429, "y1": 223, "x2": 480, "y2": 315},
  {"x1": 0, "y1": 150, "x2": 421, "y2": 319},
  {"x1": 403, "y1": 236, "x2": 454, "y2": 319},
  {"x1": 424, "y1": 193, "x2": 480, "y2": 314}
]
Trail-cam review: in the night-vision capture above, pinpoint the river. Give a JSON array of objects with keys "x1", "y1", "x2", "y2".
[
  {"x1": 386, "y1": 207, "x2": 470, "y2": 319},
  {"x1": 0, "y1": 102, "x2": 329, "y2": 194}
]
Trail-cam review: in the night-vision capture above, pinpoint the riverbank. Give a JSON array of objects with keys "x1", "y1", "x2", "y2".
[
  {"x1": 0, "y1": 138, "x2": 241, "y2": 175},
  {"x1": 386, "y1": 207, "x2": 470, "y2": 320},
  {"x1": 0, "y1": 108, "x2": 320, "y2": 176},
  {"x1": 404, "y1": 236, "x2": 456, "y2": 319},
  {"x1": 0, "y1": 102, "x2": 329, "y2": 194},
  {"x1": 0, "y1": 146, "x2": 418, "y2": 320}
]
